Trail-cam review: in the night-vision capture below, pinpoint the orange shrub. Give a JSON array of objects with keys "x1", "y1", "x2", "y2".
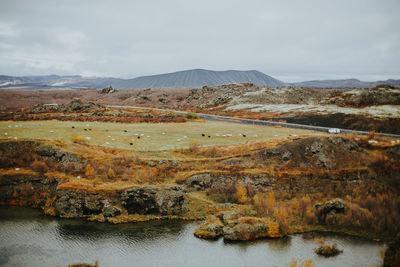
[
  {"x1": 85, "y1": 164, "x2": 95, "y2": 177},
  {"x1": 235, "y1": 183, "x2": 248, "y2": 204}
]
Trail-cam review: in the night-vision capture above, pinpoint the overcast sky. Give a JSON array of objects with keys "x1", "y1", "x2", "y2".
[{"x1": 0, "y1": 0, "x2": 399, "y2": 82}]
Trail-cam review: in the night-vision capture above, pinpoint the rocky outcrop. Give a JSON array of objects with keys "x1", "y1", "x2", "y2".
[
  {"x1": 121, "y1": 186, "x2": 188, "y2": 215},
  {"x1": 194, "y1": 212, "x2": 282, "y2": 241},
  {"x1": 324, "y1": 85, "x2": 400, "y2": 107},
  {"x1": 100, "y1": 86, "x2": 116, "y2": 94},
  {"x1": 315, "y1": 199, "x2": 347, "y2": 223},
  {"x1": 194, "y1": 216, "x2": 224, "y2": 239},
  {"x1": 184, "y1": 173, "x2": 275, "y2": 192},
  {"x1": 257, "y1": 136, "x2": 362, "y2": 169},
  {"x1": 54, "y1": 189, "x2": 117, "y2": 218},
  {"x1": 30, "y1": 99, "x2": 104, "y2": 113},
  {"x1": 36, "y1": 146, "x2": 85, "y2": 169}
]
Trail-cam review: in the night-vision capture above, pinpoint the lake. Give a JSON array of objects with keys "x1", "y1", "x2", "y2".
[{"x1": 0, "y1": 207, "x2": 385, "y2": 267}]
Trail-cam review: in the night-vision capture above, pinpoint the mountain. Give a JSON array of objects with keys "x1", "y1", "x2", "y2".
[
  {"x1": 290, "y1": 78, "x2": 400, "y2": 88},
  {"x1": 0, "y1": 70, "x2": 399, "y2": 90},
  {"x1": 111, "y1": 69, "x2": 285, "y2": 89},
  {"x1": 0, "y1": 75, "x2": 120, "y2": 89}
]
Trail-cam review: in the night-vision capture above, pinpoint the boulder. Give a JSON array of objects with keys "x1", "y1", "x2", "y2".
[
  {"x1": 185, "y1": 173, "x2": 213, "y2": 190},
  {"x1": 100, "y1": 86, "x2": 116, "y2": 94}
]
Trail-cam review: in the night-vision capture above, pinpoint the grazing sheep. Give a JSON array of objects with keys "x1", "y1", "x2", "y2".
[
  {"x1": 183, "y1": 136, "x2": 187, "y2": 138},
  {"x1": 105, "y1": 129, "x2": 109, "y2": 132},
  {"x1": 162, "y1": 132, "x2": 166, "y2": 135},
  {"x1": 124, "y1": 130, "x2": 127, "y2": 132},
  {"x1": 111, "y1": 138, "x2": 115, "y2": 141},
  {"x1": 72, "y1": 126, "x2": 75, "y2": 129},
  {"x1": 4, "y1": 133, "x2": 8, "y2": 136},
  {"x1": 177, "y1": 139, "x2": 181, "y2": 141},
  {"x1": 129, "y1": 143, "x2": 133, "y2": 145},
  {"x1": 84, "y1": 129, "x2": 87, "y2": 131},
  {"x1": 208, "y1": 136, "x2": 211, "y2": 138},
  {"x1": 242, "y1": 134, "x2": 246, "y2": 137},
  {"x1": 202, "y1": 134, "x2": 205, "y2": 137},
  {"x1": 137, "y1": 136, "x2": 141, "y2": 139},
  {"x1": 89, "y1": 129, "x2": 92, "y2": 131},
  {"x1": 49, "y1": 130, "x2": 54, "y2": 133}
]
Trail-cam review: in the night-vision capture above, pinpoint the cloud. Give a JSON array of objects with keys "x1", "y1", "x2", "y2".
[{"x1": 0, "y1": 0, "x2": 399, "y2": 81}]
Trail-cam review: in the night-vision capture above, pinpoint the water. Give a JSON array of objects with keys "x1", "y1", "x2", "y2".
[{"x1": 0, "y1": 207, "x2": 384, "y2": 267}]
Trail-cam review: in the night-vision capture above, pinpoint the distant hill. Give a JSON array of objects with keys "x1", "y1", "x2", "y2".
[
  {"x1": 0, "y1": 70, "x2": 399, "y2": 89},
  {"x1": 111, "y1": 69, "x2": 285, "y2": 89},
  {"x1": 290, "y1": 78, "x2": 400, "y2": 88}
]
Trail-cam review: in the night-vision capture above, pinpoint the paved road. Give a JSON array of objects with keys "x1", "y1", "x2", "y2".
[{"x1": 107, "y1": 105, "x2": 400, "y2": 138}]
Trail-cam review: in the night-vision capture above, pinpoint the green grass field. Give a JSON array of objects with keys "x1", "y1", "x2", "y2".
[{"x1": 0, "y1": 120, "x2": 315, "y2": 151}]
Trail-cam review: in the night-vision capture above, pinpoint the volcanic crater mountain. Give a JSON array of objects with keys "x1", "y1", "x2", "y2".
[{"x1": 112, "y1": 69, "x2": 285, "y2": 88}]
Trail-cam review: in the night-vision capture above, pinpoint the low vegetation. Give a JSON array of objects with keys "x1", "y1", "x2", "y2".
[{"x1": 315, "y1": 244, "x2": 342, "y2": 257}]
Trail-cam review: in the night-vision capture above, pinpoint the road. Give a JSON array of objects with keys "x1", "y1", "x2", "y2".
[{"x1": 107, "y1": 105, "x2": 400, "y2": 138}]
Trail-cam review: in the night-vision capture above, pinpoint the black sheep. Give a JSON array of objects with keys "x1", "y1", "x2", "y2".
[
  {"x1": 72, "y1": 126, "x2": 75, "y2": 129},
  {"x1": 129, "y1": 143, "x2": 133, "y2": 145},
  {"x1": 208, "y1": 135, "x2": 211, "y2": 138},
  {"x1": 84, "y1": 129, "x2": 87, "y2": 131},
  {"x1": 137, "y1": 136, "x2": 140, "y2": 139},
  {"x1": 201, "y1": 133, "x2": 205, "y2": 137},
  {"x1": 124, "y1": 130, "x2": 127, "y2": 132}
]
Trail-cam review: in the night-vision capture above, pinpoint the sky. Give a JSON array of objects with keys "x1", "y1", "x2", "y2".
[{"x1": 0, "y1": 0, "x2": 399, "y2": 82}]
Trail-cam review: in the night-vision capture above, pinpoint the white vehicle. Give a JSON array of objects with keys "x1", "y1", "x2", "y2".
[{"x1": 328, "y1": 128, "x2": 341, "y2": 134}]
